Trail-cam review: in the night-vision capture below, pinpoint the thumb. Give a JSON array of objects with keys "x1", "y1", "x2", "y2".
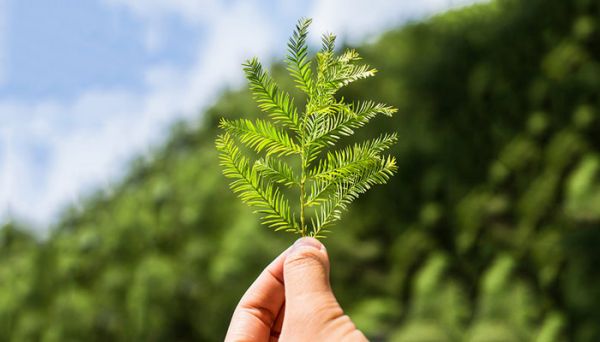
[
  {"x1": 283, "y1": 237, "x2": 332, "y2": 298},
  {"x1": 282, "y1": 238, "x2": 364, "y2": 341},
  {"x1": 283, "y1": 237, "x2": 342, "y2": 325}
]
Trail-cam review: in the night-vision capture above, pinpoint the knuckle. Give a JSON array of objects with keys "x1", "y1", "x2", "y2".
[{"x1": 285, "y1": 248, "x2": 325, "y2": 269}]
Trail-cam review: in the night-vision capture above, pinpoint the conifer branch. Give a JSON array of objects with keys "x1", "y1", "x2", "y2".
[{"x1": 216, "y1": 18, "x2": 398, "y2": 238}]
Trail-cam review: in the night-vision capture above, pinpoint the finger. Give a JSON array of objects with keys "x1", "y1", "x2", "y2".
[
  {"x1": 281, "y1": 237, "x2": 343, "y2": 339},
  {"x1": 269, "y1": 302, "x2": 285, "y2": 342},
  {"x1": 280, "y1": 239, "x2": 367, "y2": 341},
  {"x1": 225, "y1": 247, "x2": 289, "y2": 342},
  {"x1": 283, "y1": 237, "x2": 331, "y2": 297}
]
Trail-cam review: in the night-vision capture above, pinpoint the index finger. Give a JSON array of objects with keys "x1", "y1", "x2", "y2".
[{"x1": 225, "y1": 247, "x2": 289, "y2": 342}]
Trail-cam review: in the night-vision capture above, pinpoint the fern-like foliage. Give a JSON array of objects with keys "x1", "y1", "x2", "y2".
[{"x1": 216, "y1": 18, "x2": 398, "y2": 238}]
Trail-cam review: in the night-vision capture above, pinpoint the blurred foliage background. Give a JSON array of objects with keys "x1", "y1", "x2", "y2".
[{"x1": 2, "y1": 0, "x2": 600, "y2": 340}]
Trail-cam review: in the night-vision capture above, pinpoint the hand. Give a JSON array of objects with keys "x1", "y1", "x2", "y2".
[{"x1": 225, "y1": 237, "x2": 367, "y2": 341}]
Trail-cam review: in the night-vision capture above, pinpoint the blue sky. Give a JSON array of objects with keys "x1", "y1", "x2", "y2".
[
  {"x1": 5, "y1": 0, "x2": 198, "y2": 100},
  {"x1": 0, "y1": 0, "x2": 479, "y2": 233}
]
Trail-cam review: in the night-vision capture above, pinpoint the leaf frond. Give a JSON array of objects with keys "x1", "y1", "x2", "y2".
[
  {"x1": 255, "y1": 157, "x2": 299, "y2": 186},
  {"x1": 314, "y1": 47, "x2": 377, "y2": 99},
  {"x1": 309, "y1": 133, "x2": 398, "y2": 179},
  {"x1": 243, "y1": 58, "x2": 300, "y2": 131},
  {"x1": 305, "y1": 133, "x2": 397, "y2": 206},
  {"x1": 321, "y1": 32, "x2": 336, "y2": 54},
  {"x1": 286, "y1": 17, "x2": 314, "y2": 95},
  {"x1": 304, "y1": 101, "x2": 397, "y2": 163},
  {"x1": 216, "y1": 133, "x2": 298, "y2": 231},
  {"x1": 220, "y1": 118, "x2": 301, "y2": 157},
  {"x1": 310, "y1": 155, "x2": 398, "y2": 236}
]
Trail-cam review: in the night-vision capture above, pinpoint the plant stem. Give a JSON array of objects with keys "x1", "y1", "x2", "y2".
[
  {"x1": 300, "y1": 171, "x2": 305, "y2": 236},
  {"x1": 299, "y1": 108, "x2": 309, "y2": 237},
  {"x1": 299, "y1": 132, "x2": 306, "y2": 237}
]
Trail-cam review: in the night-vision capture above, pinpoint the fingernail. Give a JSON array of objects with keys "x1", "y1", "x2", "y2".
[{"x1": 292, "y1": 237, "x2": 324, "y2": 251}]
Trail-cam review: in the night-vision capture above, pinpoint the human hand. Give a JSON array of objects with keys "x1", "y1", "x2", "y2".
[{"x1": 225, "y1": 237, "x2": 367, "y2": 341}]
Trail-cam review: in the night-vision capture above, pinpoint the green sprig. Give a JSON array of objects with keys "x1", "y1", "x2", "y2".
[{"x1": 216, "y1": 18, "x2": 398, "y2": 238}]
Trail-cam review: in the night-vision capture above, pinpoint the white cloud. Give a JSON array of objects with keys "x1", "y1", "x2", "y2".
[
  {"x1": 309, "y1": 0, "x2": 483, "y2": 44},
  {"x1": 102, "y1": 0, "x2": 222, "y2": 25},
  {"x1": 102, "y1": 0, "x2": 223, "y2": 51},
  {"x1": 0, "y1": 0, "x2": 277, "y2": 232},
  {"x1": 0, "y1": 92, "x2": 144, "y2": 232}
]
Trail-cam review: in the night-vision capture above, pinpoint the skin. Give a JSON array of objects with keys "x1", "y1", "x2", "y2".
[{"x1": 225, "y1": 237, "x2": 367, "y2": 342}]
